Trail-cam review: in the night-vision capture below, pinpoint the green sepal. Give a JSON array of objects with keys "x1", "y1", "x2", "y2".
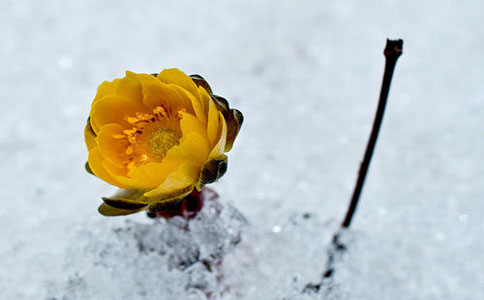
[
  {"x1": 189, "y1": 78, "x2": 243, "y2": 152},
  {"x1": 146, "y1": 199, "x2": 181, "y2": 214},
  {"x1": 210, "y1": 95, "x2": 243, "y2": 152},
  {"x1": 224, "y1": 108, "x2": 243, "y2": 152},
  {"x1": 98, "y1": 189, "x2": 150, "y2": 216},
  {"x1": 190, "y1": 74, "x2": 213, "y2": 95},
  {"x1": 99, "y1": 186, "x2": 197, "y2": 216},
  {"x1": 197, "y1": 154, "x2": 228, "y2": 189},
  {"x1": 102, "y1": 197, "x2": 149, "y2": 210},
  {"x1": 102, "y1": 189, "x2": 151, "y2": 205},
  {"x1": 98, "y1": 203, "x2": 147, "y2": 216},
  {"x1": 85, "y1": 117, "x2": 96, "y2": 138},
  {"x1": 85, "y1": 162, "x2": 94, "y2": 175},
  {"x1": 84, "y1": 117, "x2": 97, "y2": 176},
  {"x1": 211, "y1": 95, "x2": 230, "y2": 114},
  {"x1": 146, "y1": 186, "x2": 194, "y2": 214}
]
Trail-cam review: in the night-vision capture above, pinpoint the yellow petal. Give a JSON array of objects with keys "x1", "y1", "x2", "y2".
[
  {"x1": 90, "y1": 96, "x2": 142, "y2": 134},
  {"x1": 208, "y1": 112, "x2": 228, "y2": 159},
  {"x1": 102, "y1": 157, "x2": 130, "y2": 180},
  {"x1": 157, "y1": 68, "x2": 200, "y2": 99},
  {"x1": 88, "y1": 147, "x2": 130, "y2": 189},
  {"x1": 84, "y1": 121, "x2": 97, "y2": 151},
  {"x1": 198, "y1": 86, "x2": 210, "y2": 117},
  {"x1": 96, "y1": 123, "x2": 129, "y2": 165},
  {"x1": 179, "y1": 111, "x2": 206, "y2": 137},
  {"x1": 203, "y1": 88, "x2": 220, "y2": 148},
  {"x1": 101, "y1": 161, "x2": 163, "y2": 190},
  {"x1": 169, "y1": 84, "x2": 206, "y2": 124},
  {"x1": 144, "y1": 163, "x2": 200, "y2": 198},
  {"x1": 91, "y1": 78, "x2": 122, "y2": 107},
  {"x1": 115, "y1": 71, "x2": 144, "y2": 106},
  {"x1": 164, "y1": 131, "x2": 209, "y2": 166},
  {"x1": 104, "y1": 159, "x2": 181, "y2": 191},
  {"x1": 121, "y1": 161, "x2": 175, "y2": 189},
  {"x1": 165, "y1": 113, "x2": 210, "y2": 166},
  {"x1": 139, "y1": 75, "x2": 192, "y2": 113}
]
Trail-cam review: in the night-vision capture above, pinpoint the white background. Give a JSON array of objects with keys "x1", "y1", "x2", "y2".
[{"x1": 1, "y1": 0, "x2": 483, "y2": 299}]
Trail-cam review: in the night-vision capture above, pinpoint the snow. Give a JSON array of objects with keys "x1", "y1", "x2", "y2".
[
  {"x1": 45, "y1": 199, "x2": 247, "y2": 299},
  {"x1": 1, "y1": 0, "x2": 483, "y2": 299}
]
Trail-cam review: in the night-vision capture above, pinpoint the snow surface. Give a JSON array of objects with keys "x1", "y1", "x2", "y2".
[{"x1": 1, "y1": 0, "x2": 483, "y2": 299}]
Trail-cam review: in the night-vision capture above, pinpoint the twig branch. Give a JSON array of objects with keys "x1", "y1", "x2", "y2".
[
  {"x1": 341, "y1": 39, "x2": 403, "y2": 228},
  {"x1": 303, "y1": 38, "x2": 403, "y2": 294}
]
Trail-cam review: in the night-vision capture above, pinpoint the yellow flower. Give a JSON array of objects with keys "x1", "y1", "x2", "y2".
[{"x1": 84, "y1": 69, "x2": 243, "y2": 216}]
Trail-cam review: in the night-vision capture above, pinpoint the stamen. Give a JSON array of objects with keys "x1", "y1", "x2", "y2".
[
  {"x1": 125, "y1": 145, "x2": 134, "y2": 155},
  {"x1": 176, "y1": 108, "x2": 186, "y2": 119},
  {"x1": 128, "y1": 136, "x2": 137, "y2": 144},
  {"x1": 123, "y1": 129, "x2": 137, "y2": 135},
  {"x1": 153, "y1": 106, "x2": 167, "y2": 117},
  {"x1": 137, "y1": 112, "x2": 154, "y2": 121},
  {"x1": 121, "y1": 105, "x2": 181, "y2": 169},
  {"x1": 127, "y1": 161, "x2": 136, "y2": 170},
  {"x1": 127, "y1": 116, "x2": 139, "y2": 124}
]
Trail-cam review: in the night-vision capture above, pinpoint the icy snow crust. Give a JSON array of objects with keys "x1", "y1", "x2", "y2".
[{"x1": 1, "y1": 0, "x2": 483, "y2": 299}]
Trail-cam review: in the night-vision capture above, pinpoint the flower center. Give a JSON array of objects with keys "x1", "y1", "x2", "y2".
[
  {"x1": 147, "y1": 128, "x2": 180, "y2": 161},
  {"x1": 115, "y1": 105, "x2": 183, "y2": 170}
]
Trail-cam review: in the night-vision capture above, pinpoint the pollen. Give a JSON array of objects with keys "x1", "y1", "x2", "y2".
[
  {"x1": 127, "y1": 116, "x2": 139, "y2": 124},
  {"x1": 147, "y1": 128, "x2": 181, "y2": 160},
  {"x1": 153, "y1": 106, "x2": 167, "y2": 117}
]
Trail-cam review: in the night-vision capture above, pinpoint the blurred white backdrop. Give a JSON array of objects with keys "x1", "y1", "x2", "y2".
[{"x1": 1, "y1": 0, "x2": 483, "y2": 299}]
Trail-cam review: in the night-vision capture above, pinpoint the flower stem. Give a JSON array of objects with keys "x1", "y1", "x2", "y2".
[{"x1": 341, "y1": 39, "x2": 403, "y2": 228}]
